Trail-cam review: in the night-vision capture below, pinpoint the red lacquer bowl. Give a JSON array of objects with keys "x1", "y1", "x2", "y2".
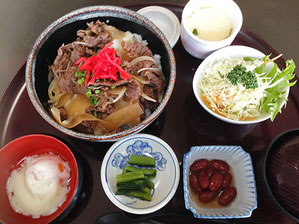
[{"x1": 0, "y1": 134, "x2": 78, "y2": 224}]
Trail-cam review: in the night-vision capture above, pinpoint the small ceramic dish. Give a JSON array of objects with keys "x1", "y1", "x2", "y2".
[
  {"x1": 0, "y1": 134, "x2": 78, "y2": 224},
  {"x1": 183, "y1": 145, "x2": 257, "y2": 219},
  {"x1": 101, "y1": 133, "x2": 180, "y2": 214},
  {"x1": 137, "y1": 6, "x2": 180, "y2": 48}
]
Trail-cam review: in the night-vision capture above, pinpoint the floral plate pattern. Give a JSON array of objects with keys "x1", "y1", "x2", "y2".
[
  {"x1": 101, "y1": 134, "x2": 180, "y2": 214},
  {"x1": 111, "y1": 140, "x2": 167, "y2": 171}
]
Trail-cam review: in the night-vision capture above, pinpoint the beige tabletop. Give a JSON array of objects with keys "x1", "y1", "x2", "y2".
[{"x1": 0, "y1": 0, "x2": 298, "y2": 97}]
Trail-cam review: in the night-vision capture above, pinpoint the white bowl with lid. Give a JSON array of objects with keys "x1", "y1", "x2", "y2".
[
  {"x1": 181, "y1": 0, "x2": 243, "y2": 59},
  {"x1": 137, "y1": 6, "x2": 180, "y2": 48}
]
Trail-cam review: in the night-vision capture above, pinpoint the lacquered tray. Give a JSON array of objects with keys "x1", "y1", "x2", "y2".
[{"x1": 1, "y1": 3, "x2": 298, "y2": 224}]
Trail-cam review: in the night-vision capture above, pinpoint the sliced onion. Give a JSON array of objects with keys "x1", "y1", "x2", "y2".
[
  {"x1": 158, "y1": 91, "x2": 164, "y2": 103},
  {"x1": 141, "y1": 92, "x2": 157, "y2": 102},
  {"x1": 51, "y1": 95, "x2": 111, "y2": 130},
  {"x1": 131, "y1": 74, "x2": 150, "y2": 85},
  {"x1": 104, "y1": 103, "x2": 144, "y2": 130},
  {"x1": 56, "y1": 69, "x2": 67, "y2": 73},
  {"x1": 50, "y1": 66, "x2": 59, "y2": 78},
  {"x1": 51, "y1": 107, "x2": 62, "y2": 124},
  {"x1": 53, "y1": 45, "x2": 64, "y2": 66},
  {"x1": 48, "y1": 77, "x2": 64, "y2": 106},
  {"x1": 62, "y1": 118, "x2": 72, "y2": 125},
  {"x1": 48, "y1": 77, "x2": 57, "y2": 98},
  {"x1": 48, "y1": 94, "x2": 64, "y2": 106},
  {"x1": 127, "y1": 56, "x2": 155, "y2": 67},
  {"x1": 88, "y1": 85, "x2": 101, "y2": 90},
  {"x1": 73, "y1": 41, "x2": 93, "y2": 47},
  {"x1": 137, "y1": 67, "x2": 161, "y2": 75},
  {"x1": 107, "y1": 86, "x2": 122, "y2": 95},
  {"x1": 112, "y1": 86, "x2": 127, "y2": 104}
]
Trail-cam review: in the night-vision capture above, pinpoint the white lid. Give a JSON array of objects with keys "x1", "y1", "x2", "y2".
[{"x1": 137, "y1": 6, "x2": 180, "y2": 48}]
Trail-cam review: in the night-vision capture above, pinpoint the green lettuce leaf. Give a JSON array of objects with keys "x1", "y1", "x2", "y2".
[{"x1": 260, "y1": 59, "x2": 296, "y2": 121}]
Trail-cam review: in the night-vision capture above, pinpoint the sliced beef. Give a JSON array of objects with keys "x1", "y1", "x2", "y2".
[
  {"x1": 77, "y1": 29, "x2": 86, "y2": 38},
  {"x1": 83, "y1": 33, "x2": 111, "y2": 48},
  {"x1": 97, "y1": 104, "x2": 115, "y2": 119},
  {"x1": 57, "y1": 66, "x2": 86, "y2": 95},
  {"x1": 125, "y1": 60, "x2": 157, "y2": 76},
  {"x1": 74, "y1": 120, "x2": 97, "y2": 134},
  {"x1": 53, "y1": 45, "x2": 64, "y2": 65},
  {"x1": 89, "y1": 21, "x2": 105, "y2": 35},
  {"x1": 70, "y1": 44, "x2": 85, "y2": 63},
  {"x1": 79, "y1": 21, "x2": 111, "y2": 48},
  {"x1": 143, "y1": 85, "x2": 158, "y2": 99},
  {"x1": 52, "y1": 44, "x2": 71, "y2": 72},
  {"x1": 87, "y1": 93, "x2": 116, "y2": 118},
  {"x1": 142, "y1": 71, "x2": 165, "y2": 110},
  {"x1": 140, "y1": 96, "x2": 159, "y2": 112},
  {"x1": 125, "y1": 79, "x2": 141, "y2": 101},
  {"x1": 145, "y1": 71, "x2": 165, "y2": 97},
  {"x1": 88, "y1": 104, "x2": 115, "y2": 119},
  {"x1": 96, "y1": 96, "x2": 114, "y2": 113},
  {"x1": 50, "y1": 20, "x2": 167, "y2": 135},
  {"x1": 121, "y1": 40, "x2": 152, "y2": 61},
  {"x1": 75, "y1": 20, "x2": 112, "y2": 49},
  {"x1": 76, "y1": 21, "x2": 105, "y2": 38},
  {"x1": 85, "y1": 48, "x2": 98, "y2": 56},
  {"x1": 61, "y1": 43, "x2": 73, "y2": 51}
]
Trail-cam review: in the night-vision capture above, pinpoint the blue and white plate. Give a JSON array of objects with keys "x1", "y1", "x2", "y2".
[
  {"x1": 101, "y1": 134, "x2": 180, "y2": 214},
  {"x1": 184, "y1": 145, "x2": 257, "y2": 219}
]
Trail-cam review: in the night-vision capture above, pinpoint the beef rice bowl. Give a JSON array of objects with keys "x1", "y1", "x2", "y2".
[
  {"x1": 48, "y1": 20, "x2": 165, "y2": 135},
  {"x1": 26, "y1": 6, "x2": 176, "y2": 141}
]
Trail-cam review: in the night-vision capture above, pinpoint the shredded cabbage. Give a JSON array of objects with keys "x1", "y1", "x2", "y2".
[{"x1": 198, "y1": 56, "x2": 296, "y2": 121}]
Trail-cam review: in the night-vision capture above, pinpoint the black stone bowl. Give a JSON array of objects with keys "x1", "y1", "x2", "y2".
[
  {"x1": 263, "y1": 128, "x2": 299, "y2": 222},
  {"x1": 25, "y1": 5, "x2": 176, "y2": 141}
]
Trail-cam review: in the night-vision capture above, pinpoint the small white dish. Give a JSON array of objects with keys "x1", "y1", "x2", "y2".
[
  {"x1": 180, "y1": 0, "x2": 243, "y2": 58},
  {"x1": 137, "y1": 6, "x2": 180, "y2": 48},
  {"x1": 101, "y1": 133, "x2": 180, "y2": 214},
  {"x1": 192, "y1": 45, "x2": 289, "y2": 124},
  {"x1": 183, "y1": 145, "x2": 257, "y2": 219}
]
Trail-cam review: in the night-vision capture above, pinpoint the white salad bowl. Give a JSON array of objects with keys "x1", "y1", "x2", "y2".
[
  {"x1": 101, "y1": 134, "x2": 180, "y2": 214},
  {"x1": 192, "y1": 45, "x2": 290, "y2": 125},
  {"x1": 183, "y1": 145, "x2": 257, "y2": 219}
]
